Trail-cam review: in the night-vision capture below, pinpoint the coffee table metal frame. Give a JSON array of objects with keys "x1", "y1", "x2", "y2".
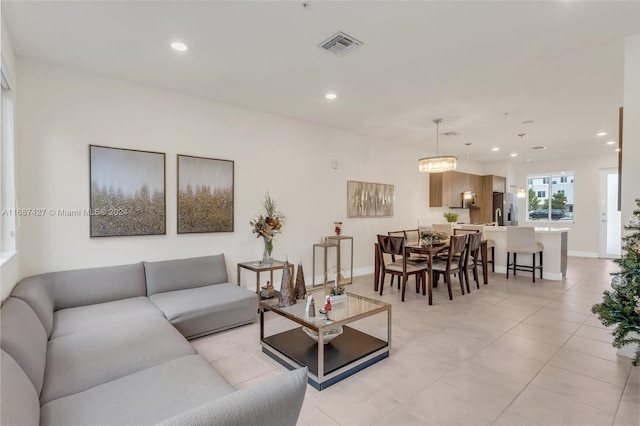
[{"x1": 260, "y1": 292, "x2": 391, "y2": 390}]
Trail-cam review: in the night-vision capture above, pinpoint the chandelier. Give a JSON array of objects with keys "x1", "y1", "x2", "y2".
[{"x1": 419, "y1": 119, "x2": 457, "y2": 173}]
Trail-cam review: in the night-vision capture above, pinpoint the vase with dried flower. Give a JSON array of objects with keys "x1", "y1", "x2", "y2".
[{"x1": 250, "y1": 192, "x2": 285, "y2": 264}]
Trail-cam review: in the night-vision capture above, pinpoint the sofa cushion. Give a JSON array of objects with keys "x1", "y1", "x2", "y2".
[
  {"x1": 158, "y1": 367, "x2": 308, "y2": 426},
  {"x1": 51, "y1": 296, "x2": 164, "y2": 339},
  {"x1": 0, "y1": 297, "x2": 48, "y2": 394},
  {"x1": 144, "y1": 254, "x2": 228, "y2": 296},
  {"x1": 45, "y1": 263, "x2": 147, "y2": 310},
  {"x1": 11, "y1": 275, "x2": 55, "y2": 336},
  {"x1": 41, "y1": 315, "x2": 196, "y2": 404},
  {"x1": 1, "y1": 350, "x2": 40, "y2": 426},
  {"x1": 40, "y1": 355, "x2": 234, "y2": 426},
  {"x1": 149, "y1": 283, "x2": 257, "y2": 339}
]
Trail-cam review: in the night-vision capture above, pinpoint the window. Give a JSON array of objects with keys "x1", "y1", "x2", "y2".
[
  {"x1": 1, "y1": 58, "x2": 16, "y2": 257},
  {"x1": 527, "y1": 172, "x2": 575, "y2": 222}
]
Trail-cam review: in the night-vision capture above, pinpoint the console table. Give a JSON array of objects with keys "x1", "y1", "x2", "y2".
[{"x1": 325, "y1": 235, "x2": 354, "y2": 285}]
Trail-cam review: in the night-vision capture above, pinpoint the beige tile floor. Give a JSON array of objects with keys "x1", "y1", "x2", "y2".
[{"x1": 192, "y1": 257, "x2": 639, "y2": 426}]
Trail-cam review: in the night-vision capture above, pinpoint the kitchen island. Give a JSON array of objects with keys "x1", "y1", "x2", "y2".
[{"x1": 483, "y1": 226, "x2": 569, "y2": 281}]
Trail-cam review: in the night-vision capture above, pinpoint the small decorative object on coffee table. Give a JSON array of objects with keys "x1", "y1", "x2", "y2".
[
  {"x1": 324, "y1": 267, "x2": 347, "y2": 303},
  {"x1": 294, "y1": 263, "x2": 307, "y2": 300},
  {"x1": 278, "y1": 259, "x2": 296, "y2": 307}
]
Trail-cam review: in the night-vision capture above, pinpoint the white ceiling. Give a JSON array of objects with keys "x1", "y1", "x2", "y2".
[{"x1": 3, "y1": 1, "x2": 640, "y2": 162}]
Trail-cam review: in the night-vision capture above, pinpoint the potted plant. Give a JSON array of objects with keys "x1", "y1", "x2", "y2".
[
  {"x1": 592, "y1": 198, "x2": 640, "y2": 366},
  {"x1": 443, "y1": 211, "x2": 459, "y2": 223}
]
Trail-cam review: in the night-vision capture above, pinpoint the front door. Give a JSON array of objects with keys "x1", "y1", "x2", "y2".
[{"x1": 599, "y1": 168, "x2": 621, "y2": 258}]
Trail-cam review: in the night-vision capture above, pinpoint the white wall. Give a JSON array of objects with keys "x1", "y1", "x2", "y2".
[
  {"x1": 622, "y1": 34, "x2": 640, "y2": 232},
  {"x1": 16, "y1": 58, "x2": 452, "y2": 289},
  {"x1": 1, "y1": 18, "x2": 20, "y2": 301}
]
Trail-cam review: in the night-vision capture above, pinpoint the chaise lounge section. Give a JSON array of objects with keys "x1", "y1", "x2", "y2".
[{"x1": 1, "y1": 255, "x2": 307, "y2": 426}]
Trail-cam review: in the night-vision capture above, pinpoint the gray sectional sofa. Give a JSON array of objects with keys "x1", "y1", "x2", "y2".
[{"x1": 1, "y1": 254, "x2": 307, "y2": 426}]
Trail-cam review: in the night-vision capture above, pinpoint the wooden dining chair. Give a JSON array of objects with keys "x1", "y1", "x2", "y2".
[
  {"x1": 387, "y1": 230, "x2": 407, "y2": 289},
  {"x1": 377, "y1": 235, "x2": 428, "y2": 301},
  {"x1": 462, "y1": 232, "x2": 483, "y2": 291},
  {"x1": 431, "y1": 234, "x2": 468, "y2": 300}
]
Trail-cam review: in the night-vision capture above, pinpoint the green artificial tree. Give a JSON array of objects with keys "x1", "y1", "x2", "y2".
[{"x1": 592, "y1": 198, "x2": 640, "y2": 366}]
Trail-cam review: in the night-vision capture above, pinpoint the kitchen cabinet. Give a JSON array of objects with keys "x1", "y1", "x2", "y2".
[{"x1": 429, "y1": 171, "x2": 481, "y2": 208}]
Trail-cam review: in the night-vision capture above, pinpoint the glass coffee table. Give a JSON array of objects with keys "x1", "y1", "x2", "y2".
[{"x1": 260, "y1": 292, "x2": 391, "y2": 391}]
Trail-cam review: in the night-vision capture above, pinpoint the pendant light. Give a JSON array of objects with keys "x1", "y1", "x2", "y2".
[
  {"x1": 517, "y1": 133, "x2": 526, "y2": 199},
  {"x1": 463, "y1": 142, "x2": 473, "y2": 200},
  {"x1": 419, "y1": 119, "x2": 457, "y2": 173}
]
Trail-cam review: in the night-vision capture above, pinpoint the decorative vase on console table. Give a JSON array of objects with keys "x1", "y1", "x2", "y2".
[{"x1": 262, "y1": 237, "x2": 273, "y2": 264}]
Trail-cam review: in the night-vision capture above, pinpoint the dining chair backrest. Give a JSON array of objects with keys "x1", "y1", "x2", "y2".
[
  {"x1": 467, "y1": 232, "x2": 482, "y2": 254},
  {"x1": 377, "y1": 234, "x2": 406, "y2": 258},
  {"x1": 448, "y1": 234, "x2": 468, "y2": 262},
  {"x1": 403, "y1": 229, "x2": 420, "y2": 246},
  {"x1": 454, "y1": 228, "x2": 479, "y2": 236}
]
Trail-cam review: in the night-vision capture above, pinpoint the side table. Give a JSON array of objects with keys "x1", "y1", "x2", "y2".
[
  {"x1": 237, "y1": 260, "x2": 295, "y2": 295},
  {"x1": 312, "y1": 242, "x2": 338, "y2": 288},
  {"x1": 325, "y1": 235, "x2": 354, "y2": 285}
]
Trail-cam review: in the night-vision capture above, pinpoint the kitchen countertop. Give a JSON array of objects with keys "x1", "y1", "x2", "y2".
[{"x1": 483, "y1": 226, "x2": 571, "y2": 233}]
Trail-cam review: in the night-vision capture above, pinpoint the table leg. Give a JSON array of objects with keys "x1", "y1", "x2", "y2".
[
  {"x1": 374, "y1": 243, "x2": 380, "y2": 291},
  {"x1": 237, "y1": 265, "x2": 241, "y2": 287},
  {"x1": 257, "y1": 271, "x2": 261, "y2": 294},
  {"x1": 481, "y1": 241, "x2": 488, "y2": 284},
  {"x1": 427, "y1": 251, "x2": 433, "y2": 305}
]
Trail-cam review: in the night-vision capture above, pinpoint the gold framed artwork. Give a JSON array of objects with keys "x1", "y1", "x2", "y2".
[
  {"x1": 347, "y1": 180, "x2": 394, "y2": 218},
  {"x1": 89, "y1": 145, "x2": 166, "y2": 237},
  {"x1": 177, "y1": 154, "x2": 234, "y2": 233}
]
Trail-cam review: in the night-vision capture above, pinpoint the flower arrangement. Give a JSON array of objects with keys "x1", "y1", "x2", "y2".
[
  {"x1": 250, "y1": 192, "x2": 285, "y2": 263},
  {"x1": 592, "y1": 198, "x2": 640, "y2": 366},
  {"x1": 419, "y1": 230, "x2": 449, "y2": 246}
]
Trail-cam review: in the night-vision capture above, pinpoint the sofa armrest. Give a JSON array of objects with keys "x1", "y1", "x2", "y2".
[{"x1": 156, "y1": 367, "x2": 307, "y2": 426}]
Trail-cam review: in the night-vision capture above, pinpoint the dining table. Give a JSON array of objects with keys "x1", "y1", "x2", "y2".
[{"x1": 373, "y1": 239, "x2": 489, "y2": 305}]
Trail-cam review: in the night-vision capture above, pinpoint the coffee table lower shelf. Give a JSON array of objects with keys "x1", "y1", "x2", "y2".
[{"x1": 261, "y1": 326, "x2": 389, "y2": 391}]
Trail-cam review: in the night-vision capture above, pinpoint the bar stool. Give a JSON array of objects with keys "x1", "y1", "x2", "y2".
[{"x1": 506, "y1": 227, "x2": 543, "y2": 282}]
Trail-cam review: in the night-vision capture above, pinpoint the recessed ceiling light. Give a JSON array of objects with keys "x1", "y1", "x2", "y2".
[
  {"x1": 325, "y1": 93, "x2": 337, "y2": 100},
  {"x1": 510, "y1": 153, "x2": 518, "y2": 157},
  {"x1": 615, "y1": 148, "x2": 621, "y2": 152},
  {"x1": 526, "y1": 159, "x2": 532, "y2": 162},
  {"x1": 522, "y1": 120, "x2": 535, "y2": 126},
  {"x1": 597, "y1": 132, "x2": 607, "y2": 136},
  {"x1": 606, "y1": 141, "x2": 616, "y2": 145},
  {"x1": 492, "y1": 147, "x2": 499, "y2": 152},
  {"x1": 170, "y1": 42, "x2": 188, "y2": 52}
]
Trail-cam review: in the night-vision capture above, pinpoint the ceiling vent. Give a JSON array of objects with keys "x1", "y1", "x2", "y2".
[
  {"x1": 318, "y1": 31, "x2": 363, "y2": 56},
  {"x1": 531, "y1": 146, "x2": 548, "y2": 150},
  {"x1": 440, "y1": 131, "x2": 460, "y2": 136}
]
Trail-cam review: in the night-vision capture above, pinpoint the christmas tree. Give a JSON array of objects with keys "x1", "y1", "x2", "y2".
[{"x1": 592, "y1": 198, "x2": 640, "y2": 366}]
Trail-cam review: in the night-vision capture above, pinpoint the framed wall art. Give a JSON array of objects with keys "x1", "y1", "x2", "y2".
[
  {"x1": 347, "y1": 180, "x2": 395, "y2": 218},
  {"x1": 177, "y1": 154, "x2": 234, "y2": 233},
  {"x1": 89, "y1": 145, "x2": 166, "y2": 237}
]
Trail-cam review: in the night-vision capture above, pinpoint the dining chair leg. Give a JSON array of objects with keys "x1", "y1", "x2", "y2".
[
  {"x1": 379, "y1": 273, "x2": 386, "y2": 295},
  {"x1": 506, "y1": 252, "x2": 510, "y2": 279},
  {"x1": 401, "y1": 275, "x2": 407, "y2": 301},
  {"x1": 532, "y1": 253, "x2": 536, "y2": 283},
  {"x1": 426, "y1": 271, "x2": 432, "y2": 305},
  {"x1": 458, "y1": 269, "x2": 466, "y2": 295},
  {"x1": 464, "y1": 265, "x2": 471, "y2": 293},
  {"x1": 445, "y1": 272, "x2": 453, "y2": 300},
  {"x1": 513, "y1": 253, "x2": 517, "y2": 276},
  {"x1": 473, "y1": 262, "x2": 480, "y2": 289},
  {"x1": 421, "y1": 270, "x2": 427, "y2": 296},
  {"x1": 540, "y1": 251, "x2": 543, "y2": 279}
]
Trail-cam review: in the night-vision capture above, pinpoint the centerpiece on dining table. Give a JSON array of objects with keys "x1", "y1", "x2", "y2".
[{"x1": 419, "y1": 230, "x2": 449, "y2": 247}]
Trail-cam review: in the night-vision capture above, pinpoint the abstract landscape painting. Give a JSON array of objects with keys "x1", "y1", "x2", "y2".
[
  {"x1": 347, "y1": 180, "x2": 394, "y2": 218},
  {"x1": 177, "y1": 155, "x2": 234, "y2": 233},
  {"x1": 90, "y1": 145, "x2": 166, "y2": 237}
]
